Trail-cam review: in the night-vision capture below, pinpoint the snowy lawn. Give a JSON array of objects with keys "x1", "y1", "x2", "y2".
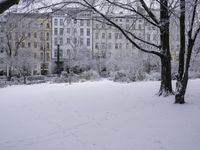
[{"x1": 0, "y1": 79, "x2": 200, "y2": 150}]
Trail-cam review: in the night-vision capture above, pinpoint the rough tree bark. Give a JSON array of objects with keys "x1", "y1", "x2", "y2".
[
  {"x1": 175, "y1": 0, "x2": 199, "y2": 104},
  {"x1": 158, "y1": 0, "x2": 173, "y2": 96},
  {"x1": 175, "y1": 0, "x2": 186, "y2": 104}
]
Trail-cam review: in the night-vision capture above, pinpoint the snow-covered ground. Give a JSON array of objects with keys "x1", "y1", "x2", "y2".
[{"x1": 0, "y1": 79, "x2": 200, "y2": 150}]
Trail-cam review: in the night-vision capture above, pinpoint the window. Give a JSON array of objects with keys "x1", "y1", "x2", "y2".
[
  {"x1": 54, "y1": 37, "x2": 58, "y2": 45},
  {"x1": 87, "y1": 20, "x2": 90, "y2": 26},
  {"x1": 0, "y1": 37, "x2": 4, "y2": 43},
  {"x1": 87, "y1": 28, "x2": 90, "y2": 36},
  {"x1": 126, "y1": 43, "x2": 129, "y2": 49},
  {"x1": 67, "y1": 28, "x2": 70, "y2": 34},
  {"x1": 147, "y1": 34, "x2": 151, "y2": 41},
  {"x1": 60, "y1": 28, "x2": 64, "y2": 35},
  {"x1": 87, "y1": 38, "x2": 90, "y2": 46},
  {"x1": 67, "y1": 19, "x2": 71, "y2": 24},
  {"x1": 34, "y1": 42, "x2": 37, "y2": 48},
  {"x1": 67, "y1": 38, "x2": 70, "y2": 44},
  {"x1": 34, "y1": 32, "x2": 37, "y2": 38},
  {"x1": 101, "y1": 42, "x2": 106, "y2": 49},
  {"x1": 95, "y1": 33, "x2": 99, "y2": 39},
  {"x1": 46, "y1": 32, "x2": 49, "y2": 41},
  {"x1": 108, "y1": 33, "x2": 112, "y2": 39},
  {"x1": 80, "y1": 28, "x2": 84, "y2": 36},
  {"x1": 73, "y1": 28, "x2": 77, "y2": 34},
  {"x1": 80, "y1": 20, "x2": 84, "y2": 26},
  {"x1": 40, "y1": 44, "x2": 43, "y2": 50},
  {"x1": 80, "y1": 38, "x2": 84, "y2": 46},
  {"x1": 95, "y1": 43, "x2": 99, "y2": 49},
  {"x1": 46, "y1": 53, "x2": 50, "y2": 61},
  {"x1": 115, "y1": 43, "x2": 118, "y2": 49},
  {"x1": 119, "y1": 43, "x2": 122, "y2": 49},
  {"x1": 28, "y1": 42, "x2": 31, "y2": 48},
  {"x1": 153, "y1": 34, "x2": 157, "y2": 41},
  {"x1": 28, "y1": 32, "x2": 31, "y2": 38},
  {"x1": 54, "y1": 28, "x2": 58, "y2": 35},
  {"x1": 119, "y1": 33, "x2": 122, "y2": 39},
  {"x1": 60, "y1": 19, "x2": 64, "y2": 26},
  {"x1": 115, "y1": 33, "x2": 118, "y2": 39},
  {"x1": 138, "y1": 24, "x2": 142, "y2": 30},
  {"x1": 21, "y1": 42, "x2": 25, "y2": 48},
  {"x1": 108, "y1": 43, "x2": 112, "y2": 49},
  {"x1": 95, "y1": 24, "x2": 99, "y2": 29},
  {"x1": 102, "y1": 33, "x2": 105, "y2": 39},
  {"x1": 126, "y1": 24, "x2": 129, "y2": 29},
  {"x1": 60, "y1": 37, "x2": 63, "y2": 46},
  {"x1": 73, "y1": 38, "x2": 77, "y2": 45},
  {"x1": 40, "y1": 32, "x2": 43, "y2": 40},
  {"x1": 46, "y1": 23, "x2": 50, "y2": 28},
  {"x1": 46, "y1": 43, "x2": 49, "y2": 50},
  {"x1": 40, "y1": 52, "x2": 43, "y2": 61},
  {"x1": 54, "y1": 19, "x2": 58, "y2": 26},
  {"x1": 34, "y1": 53, "x2": 37, "y2": 58}
]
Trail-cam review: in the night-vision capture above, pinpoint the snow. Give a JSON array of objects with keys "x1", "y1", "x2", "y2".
[{"x1": 0, "y1": 79, "x2": 200, "y2": 150}]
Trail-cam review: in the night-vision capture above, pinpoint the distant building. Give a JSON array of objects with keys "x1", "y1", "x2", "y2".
[
  {"x1": 0, "y1": 6, "x2": 180, "y2": 76},
  {"x1": 6, "y1": 13, "x2": 52, "y2": 75},
  {"x1": 0, "y1": 14, "x2": 6, "y2": 75},
  {"x1": 51, "y1": 8, "x2": 93, "y2": 72}
]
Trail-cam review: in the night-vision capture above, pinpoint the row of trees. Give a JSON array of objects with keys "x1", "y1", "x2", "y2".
[
  {"x1": 74, "y1": 0, "x2": 200, "y2": 104},
  {"x1": 0, "y1": 0, "x2": 200, "y2": 104}
]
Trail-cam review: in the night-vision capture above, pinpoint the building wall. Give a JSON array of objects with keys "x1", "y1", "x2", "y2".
[
  {"x1": 0, "y1": 18, "x2": 6, "y2": 75},
  {"x1": 51, "y1": 8, "x2": 93, "y2": 72},
  {"x1": 6, "y1": 13, "x2": 52, "y2": 75}
]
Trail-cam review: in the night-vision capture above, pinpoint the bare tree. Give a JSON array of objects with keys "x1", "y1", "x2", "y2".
[
  {"x1": 0, "y1": 0, "x2": 20, "y2": 14},
  {"x1": 13, "y1": 48, "x2": 37, "y2": 84},
  {"x1": 65, "y1": 0, "x2": 174, "y2": 96},
  {"x1": 4, "y1": 15, "x2": 26, "y2": 81},
  {"x1": 175, "y1": 0, "x2": 200, "y2": 104}
]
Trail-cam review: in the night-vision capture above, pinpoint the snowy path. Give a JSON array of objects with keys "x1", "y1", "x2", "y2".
[{"x1": 0, "y1": 80, "x2": 200, "y2": 150}]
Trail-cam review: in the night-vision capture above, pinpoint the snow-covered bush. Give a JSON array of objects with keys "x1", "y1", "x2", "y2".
[
  {"x1": 144, "y1": 72, "x2": 161, "y2": 81},
  {"x1": 110, "y1": 70, "x2": 132, "y2": 82},
  {"x1": 27, "y1": 75, "x2": 45, "y2": 81},
  {"x1": 189, "y1": 71, "x2": 200, "y2": 79},
  {"x1": 80, "y1": 70, "x2": 100, "y2": 80}
]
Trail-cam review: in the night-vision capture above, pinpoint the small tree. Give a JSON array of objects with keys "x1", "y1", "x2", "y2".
[{"x1": 13, "y1": 48, "x2": 37, "y2": 84}]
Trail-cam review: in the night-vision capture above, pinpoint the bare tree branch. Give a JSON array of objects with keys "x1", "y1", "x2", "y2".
[{"x1": 0, "y1": 0, "x2": 20, "y2": 14}]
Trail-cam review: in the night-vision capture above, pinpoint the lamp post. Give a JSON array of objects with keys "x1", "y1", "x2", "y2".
[{"x1": 56, "y1": 44, "x2": 61, "y2": 76}]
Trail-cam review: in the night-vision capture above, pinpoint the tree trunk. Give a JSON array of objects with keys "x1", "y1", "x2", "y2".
[
  {"x1": 7, "y1": 66, "x2": 12, "y2": 81},
  {"x1": 158, "y1": 0, "x2": 173, "y2": 96},
  {"x1": 175, "y1": 39, "x2": 194, "y2": 104},
  {"x1": 175, "y1": 74, "x2": 188, "y2": 104},
  {"x1": 158, "y1": 55, "x2": 173, "y2": 96},
  {"x1": 175, "y1": 0, "x2": 186, "y2": 104},
  {"x1": 23, "y1": 75, "x2": 26, "y2": 84}
]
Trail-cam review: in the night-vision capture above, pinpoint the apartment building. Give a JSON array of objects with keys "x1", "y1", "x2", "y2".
[
  {"x1": 51, "y1": 8, "x2": 93, "y2": 72},
  {"x1": 0, "y1": 6, "x2": 180, "y2": 76},
  {"x1": 92, "y1": 13, "x2": 148, "y2": 58},
  {"x1": 0, "y1": 14, "x2": 6, "y2": 75},
  {"x1": 6, "y1": 13, "x2": 52, "y2": 75}
]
